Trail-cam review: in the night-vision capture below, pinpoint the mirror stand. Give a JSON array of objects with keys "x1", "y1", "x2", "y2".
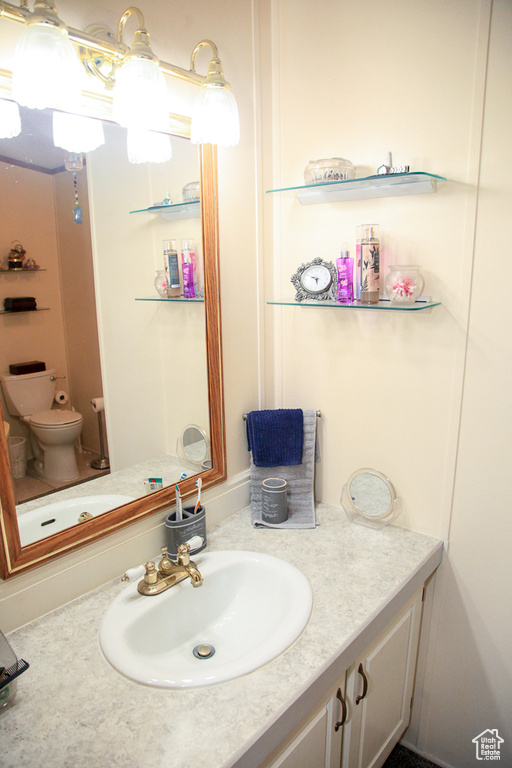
[{"x1": 341, "y1": 468, "x2": 400, "y2": 530}]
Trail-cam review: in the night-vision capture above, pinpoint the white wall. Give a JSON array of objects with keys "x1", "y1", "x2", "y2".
[
  {"x1": 414, "y1": 1, "x2": 512, "y2": 763},
  {"x1": 261, "y1": 1, "x2": 511, "y2": 766},
  {"x1": 87, "y1": 126, "x2": 208, "y2": 470}
]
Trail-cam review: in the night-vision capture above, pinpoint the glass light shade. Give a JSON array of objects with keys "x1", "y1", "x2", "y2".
[
  {"x1": 113, "y1": 58, "x2": 169, "y2": 132},
  {"x1": 191, "y1": 86, "x2": 240, "y2": 146},
  {"x1": 0, "y1": 99, "x2": 21, "y2": 138},
  {"x1": 53, "y1": 111, "x2": 105, "y2": 153},
  {"x1": 12, "y1": 23, "x2": 82, "y2": 111},
  {"x1": 126, "y1": 129, "x2": 172, "y2": 164}
]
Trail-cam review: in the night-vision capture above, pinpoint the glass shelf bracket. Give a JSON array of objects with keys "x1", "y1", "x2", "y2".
[{"x1": 266, "y1": 172, "x2": 446, "y2": 205}]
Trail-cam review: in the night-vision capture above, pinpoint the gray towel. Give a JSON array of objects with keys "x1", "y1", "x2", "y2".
[{"x1": 250, "y1": 409, "x2": 319, "y2": 528}]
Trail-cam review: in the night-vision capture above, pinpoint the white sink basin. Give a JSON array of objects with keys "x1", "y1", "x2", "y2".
[
  {"x1": 99, "y1": 550, "x2": 313, "y2": 688},
  {"x1": 18, "y1": 494, "x2": 135, "y2": 546}
]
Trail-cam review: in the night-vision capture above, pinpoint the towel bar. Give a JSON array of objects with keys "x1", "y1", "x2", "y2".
[{"x1": 242, "y1": 410, "x2": 321, "y2": 421}]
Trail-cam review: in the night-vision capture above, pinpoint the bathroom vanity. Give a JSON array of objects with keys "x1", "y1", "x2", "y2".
[{"x1": 1, "y1": 505, "x2": 442, "y2": 768}]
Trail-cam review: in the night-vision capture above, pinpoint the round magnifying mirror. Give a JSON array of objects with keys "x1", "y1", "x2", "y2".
[
  {"x1": 177, "y1": 424, "x2": 210, "y2": 466},
  {"x1": 342, "y1": 468, "x2": 399, "y2": 528}
]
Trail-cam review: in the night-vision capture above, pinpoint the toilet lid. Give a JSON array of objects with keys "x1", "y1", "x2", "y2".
[{"x1": 30, "y1": 409, "x2": 82, "y2": 428}]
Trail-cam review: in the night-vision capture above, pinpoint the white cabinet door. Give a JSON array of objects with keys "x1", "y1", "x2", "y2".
[
  {"x1": 342, "y1": 589, "x2": 423, "y2": 768},
  {"x1": 269, "y1": 706, "x2": 329, "y2": 768},
  {"x1": 267, "y1": 677, "x2": 347, "y2": 768}
]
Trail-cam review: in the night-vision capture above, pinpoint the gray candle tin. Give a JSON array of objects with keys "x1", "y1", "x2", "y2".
[{"x1": 262, "y1": 477, "x2": 288, "y2": 524}]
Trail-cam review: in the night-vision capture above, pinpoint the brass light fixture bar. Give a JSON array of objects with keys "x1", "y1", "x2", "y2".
[
  {"x1": 0, "y1": 1, "x2": 240, "y2": 141},
  {"x1": 0, "y1": 1, "x2": 207, "y2": 87}
]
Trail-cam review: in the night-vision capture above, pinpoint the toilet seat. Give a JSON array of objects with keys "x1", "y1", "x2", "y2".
[{"x1": 30, "y1": 409, "x2": 83, "y2": 428}]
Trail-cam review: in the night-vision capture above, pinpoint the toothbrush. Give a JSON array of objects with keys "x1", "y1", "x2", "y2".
[
  {"x1": 175, "y1": 484, "x2": 182, "y2": 521},
  {"x1": 194, "y1": 477, "x2": 202, "y2": 514}
]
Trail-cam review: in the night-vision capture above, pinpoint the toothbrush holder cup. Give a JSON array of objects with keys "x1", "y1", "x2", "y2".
[{"x1": 165, "y1": 505, "x2": 207, "y2": 557}]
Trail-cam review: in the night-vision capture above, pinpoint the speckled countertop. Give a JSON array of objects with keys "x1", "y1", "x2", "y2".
[{"x1": 1, "y1": 505, "x2": 442, "y2": 768}]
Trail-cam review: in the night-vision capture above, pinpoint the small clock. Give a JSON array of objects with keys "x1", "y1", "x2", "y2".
[{"x1": 291, "y1": 258, "x2": 337, "y2": 302}]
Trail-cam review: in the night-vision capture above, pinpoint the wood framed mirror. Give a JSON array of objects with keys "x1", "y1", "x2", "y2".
[{"x1": 0, "y1": 140, "x2": 225, "y2": 579}]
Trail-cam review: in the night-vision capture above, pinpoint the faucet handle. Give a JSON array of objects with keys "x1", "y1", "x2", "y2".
[
  {"x1": 159, "y1": 547, "x2": 175, "y2": 575},
  {"x1": 143, "y1": 561, "x2": 159, "y2": 585},
  {"x1": 177, "y1": 543, "x2": 191, "y2": 566}
]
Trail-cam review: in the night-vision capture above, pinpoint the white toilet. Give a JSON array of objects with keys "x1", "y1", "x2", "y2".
[{"x1": 0, "y1": 368, "x2": 83, "y2": 482}]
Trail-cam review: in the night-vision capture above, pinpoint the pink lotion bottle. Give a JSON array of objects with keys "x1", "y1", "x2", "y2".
[{"x1": 336, "y1": 246, "x2": 354, "y2": 303}]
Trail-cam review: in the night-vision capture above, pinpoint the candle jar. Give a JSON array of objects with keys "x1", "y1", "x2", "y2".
[
  {"x1": 384, "y1": 265, "x2": 424, "y2": 305},
  {"x1": 154, "y1": 269, "x2": 167, "y2": 297}
]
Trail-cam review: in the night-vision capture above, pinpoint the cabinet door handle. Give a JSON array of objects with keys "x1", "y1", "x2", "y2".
[
  {"x1": 334, "y1": 687, "x2": 347, "y2": 731},
  {"x1": 355, "y1": 663, "x2": 368, "y2": 705}
]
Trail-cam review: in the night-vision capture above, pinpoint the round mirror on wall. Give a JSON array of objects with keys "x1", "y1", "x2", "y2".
[
  {"x1": 341, "y1": 468, "x2": 399, "y2": 529},
  {"x1": 177, "y1": 424, "x2": 210, "y2": 468}
]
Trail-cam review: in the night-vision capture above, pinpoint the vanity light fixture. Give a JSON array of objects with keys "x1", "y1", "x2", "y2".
[
  {"x1": 11, "y1": 0, "x2": 82, "y2": 112},
  {"x1": 111, "y1": 8, "x2": 169, "y2": 134},
  {"x1": 0, "y1": 98, "x2": 21, "y2": 138},
  {"x1": 189, "y1": 41, "x2": 240, "y2": 147},
  {"x1": 53, "y1": 111, "x2": 105, "y2": 153},
  {"x1": 1, "y1": 1, "x2": 240, "y2": 160}
]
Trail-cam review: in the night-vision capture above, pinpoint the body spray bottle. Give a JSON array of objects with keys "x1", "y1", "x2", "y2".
[
  {"x1": 164, "y1": 240, "x2": 180, "y2": 297},
  {"x1": 336, "y1": 246, "x2": 354, "y2": 303},
  {"x1": 358, "y1": 224, "x2": 380, "y2": 304}
]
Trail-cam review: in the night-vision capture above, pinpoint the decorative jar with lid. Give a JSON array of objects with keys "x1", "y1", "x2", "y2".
[{"x1": 384, "y1": 265, "x2": 424, "y2": 305}]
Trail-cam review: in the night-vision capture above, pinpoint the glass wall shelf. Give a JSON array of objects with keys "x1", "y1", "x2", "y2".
[
  {"x1": 130, "y1": 201, "x2": 200, "y2": 221},
  {"x1": 266, "y1": 172, "x2": 446, "y2": 205},
  {"x1": 267, "y1": 297, "x2": 441, "y2": 312},
  {"x1": 135, "y1": 296, "x2": 204, "y2": 303},
  {"x1": 0, "y1": 307, "x2": 49, "y2": 314},
  {"x1": 0, "y1": 269, "x2": 46, "y2": 274}
]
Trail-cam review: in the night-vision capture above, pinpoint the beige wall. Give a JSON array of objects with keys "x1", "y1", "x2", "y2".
[
  {"x1": 87, "y1": 128, "x2": 209, "y2": 470},
  {"x1": 53, "y1": 168, "x2": 103, "y2": 454},
  {"x1": 0, "y1": 164, "x2": 69, "y2": 437},
  {"x1": 0, "y1": 161, "x2": 103, "y2": 454},
  {"x1": 262, "y1": 0, "x2": 485, "y2": 539},
  {"x1": 415, "y1": 1, "x2": 512, "y2": 764},
  {"x1": 263, "y1": 1, "x2": 511, "y2": 766}
]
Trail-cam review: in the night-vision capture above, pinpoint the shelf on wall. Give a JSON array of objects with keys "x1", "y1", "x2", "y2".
[
  {"x1": 135, "y1": 296, "x2": 204, "y2": 303},
  {"x1": 0, "y1": 307, "x2": 50, "y2": 315},
  {"x1": 267, "y1": 297, "x2": 441, "y2": 312},
  {"x1": 0, "y1": 269, "x2": 46, "y2": 274},
  {"x1": 266, "y1": 172, "x2": 446, "y2": 205},
  {"x1": 130, "y1": 201, "x2": 200, "y2": 221}
]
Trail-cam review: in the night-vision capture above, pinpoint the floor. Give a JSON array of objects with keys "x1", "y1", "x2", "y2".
[
  {"x1": 13, "y1": 448, "x2": 109, "y2": 504},
  {"x1": 383, "y1": 745, "x2": 440, "y2": 767}
]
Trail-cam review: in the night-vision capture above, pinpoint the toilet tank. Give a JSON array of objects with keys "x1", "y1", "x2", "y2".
[{"x1": 0, "y1": 369, "x2": 56, "y2": 417}]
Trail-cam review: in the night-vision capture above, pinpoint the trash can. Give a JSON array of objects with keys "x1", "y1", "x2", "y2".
[{"x1": 8, "y1": 436, "x2": 27, "y2": 479}]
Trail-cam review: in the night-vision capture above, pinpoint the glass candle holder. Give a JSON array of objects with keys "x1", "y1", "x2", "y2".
[
  {"x1": 154, "y1": 269, "x2": 167, "y2": 297},
  {"x1": 384, "y1": 265, "x2": 424, "y2": 305}
]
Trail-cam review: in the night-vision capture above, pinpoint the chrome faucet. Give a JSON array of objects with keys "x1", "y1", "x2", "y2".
[{"x1": 137, "y1": 544, "x2": 203, "y2": 596}]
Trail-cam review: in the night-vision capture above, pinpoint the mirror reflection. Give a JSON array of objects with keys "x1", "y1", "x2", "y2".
[{"x1": 0, "y1": 108, "x2": 210, "y2": 547}]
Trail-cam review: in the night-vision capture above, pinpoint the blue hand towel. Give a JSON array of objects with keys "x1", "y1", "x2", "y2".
[{"x1": 246, "y1": 409, "x2": 303, "y2": 467}]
